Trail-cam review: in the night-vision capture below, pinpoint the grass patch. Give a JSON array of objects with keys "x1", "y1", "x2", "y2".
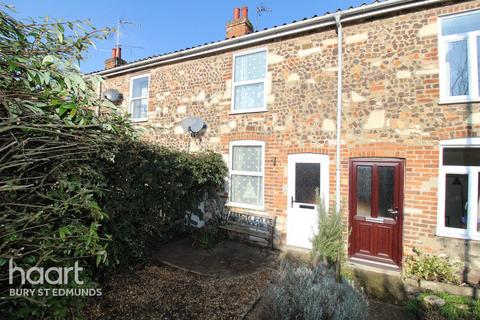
[{"x1": 405, "y1": 291, "x2": 480, "y2": 320}]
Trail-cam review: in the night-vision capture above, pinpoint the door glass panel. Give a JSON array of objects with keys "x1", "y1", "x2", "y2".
[
  {"x1": 295, "y1": 163, "x2": 320, "y2": 204},
  {"x1": 443, "y1": 148, "x2": 480, "y2": 166},
  {"x1": 356, "y1": 166, "x2": 372, "y2": 217},
  {"x1": 445, "y1": 174, "x2": 468, "y2": 229},
  {"x1": 378, "y1": 167, "x2": 395, "y2": 218}
]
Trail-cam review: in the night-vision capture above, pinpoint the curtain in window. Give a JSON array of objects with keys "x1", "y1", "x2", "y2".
[
  {"x1": 231, "y1": 175, "x2": 262, "y2": 205},
  {"x1": 231, "y1": 146, "x2": 263, "y2": 206},
  {"x1": 234, "y1": 83, "x2": 265, "y2": 111},
  {"x1": 234, "y1": 51, "x2": 266, "y2": 110},
  {"x1": 234, "y1": 51, "x2": 266, "y2": 82}
]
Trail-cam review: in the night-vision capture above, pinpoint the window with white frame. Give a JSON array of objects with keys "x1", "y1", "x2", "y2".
[
  {"x1": 437, "y1": 139, "x2": 480, "y2": 240},
  {"x1": 439, "y1": 10, "x2": 480, "y2": 102},
  {"x1": 229, "y1": 141, "x2": 264, "y2": 208},
  {"x1": 129, "y1": 75, "x2": 149, "y2": 120},
  {"x1": 232, "y1": 49, "x2": 267, "y2": 113}
]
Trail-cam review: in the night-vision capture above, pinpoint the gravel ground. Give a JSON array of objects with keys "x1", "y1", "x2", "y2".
[{"x1": 85, "y1": 264, "x2": 272, "y2": 320}]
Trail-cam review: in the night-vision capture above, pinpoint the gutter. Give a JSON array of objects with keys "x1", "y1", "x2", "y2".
[
  {"x1": 334, "y1": 14, "x2": 343, "y2": 215},
  {"x1": 96, "y1": 0, "x2": 448, "y2": 77}
]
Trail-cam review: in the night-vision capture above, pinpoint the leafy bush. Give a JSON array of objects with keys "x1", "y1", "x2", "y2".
[
  {"x1": 261, "y1": 263, "x2": 368, "y2": 320},
  {"x1": 0, "y1": 5, "x2": 122, "y2": 318},
  {"x1": 99, "y1": 141, "x2": 227, "y2": 265},
  {"x1": 403, "y1": 248, "x2": 462, "y2": 285},
  {"x1": 0, "y1": 4, "x2": 227, "y2": 319}
]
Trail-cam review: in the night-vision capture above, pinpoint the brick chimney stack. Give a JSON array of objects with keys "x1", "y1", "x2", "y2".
[
  {"x1": 104, "y1": 47, "x2": 127, "y2": 69},
  {"x1": 226, "y1": 6, "x2": 253, "y2": 39}
]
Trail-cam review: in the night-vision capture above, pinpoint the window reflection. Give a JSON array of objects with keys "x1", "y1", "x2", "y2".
[{"x1": 445, "y1": 174, "x2": 468, "y2": 229}]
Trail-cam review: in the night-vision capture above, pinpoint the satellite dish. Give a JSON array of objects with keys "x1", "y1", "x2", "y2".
[
  {"x1": 180, "y1": 117, "x2": 207, "y2": 137},
  {"x1": 102, "y1": 89, "x2": 123, "y2": 103}
]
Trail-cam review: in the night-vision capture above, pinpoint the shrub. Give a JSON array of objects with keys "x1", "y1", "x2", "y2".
[
  {"x1": 99, "y1": 141, "x2": 227, "y2": 266},
  {"x1": 0, "y1": 5, "x2": 121, "y2": 318},
  {"x1": 0, "y1": 4, "x2": 228, "y2": 318},
  {"x1": 311, "y1": 202, "x2": 346, "y2": 266},
  {"x1": 403, "y1": 248, "x2": 462, "y2": 285},
  {"x1": 261, "y1": 263, "x2": 368, "y2": 320},
  {"x1": 311, "y1": 196, "x2": 348, "y2": 282},
  {"x1": 406, "y1": 291, "x2": 480, "y2": 320}
]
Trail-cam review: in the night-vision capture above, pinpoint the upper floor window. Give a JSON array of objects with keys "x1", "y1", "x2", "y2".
[
  {"x1": 229, "y1": 141, "x2": 265, "y2": 209},
  {"x1": 439, "y1": 10, "x2": 480, "y2": 103},
  {"x1": 232, "y1": 49, "x2": 267, "y2": 114},
  {"x1": 437, "y1": 138, "x2": 480, "y2": 240},
  {"x1": 129, "y1": 74, "x2": 149, "y2": 121}
]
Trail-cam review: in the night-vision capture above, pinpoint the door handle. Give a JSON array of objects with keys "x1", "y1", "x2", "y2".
[
  {"x1": 299, "y1": 204, "x2": 315, "y2": 210},
  {"x1": 291, "y1": 196, "x2": 294, "y2": 208},
  {"x1": 387, "y1": 208, "x2": 398, "y2": 219}
]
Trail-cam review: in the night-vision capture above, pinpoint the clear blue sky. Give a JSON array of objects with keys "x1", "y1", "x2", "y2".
[{"x1": 9, "y1": 1, "x2": 367, "y2": 72}]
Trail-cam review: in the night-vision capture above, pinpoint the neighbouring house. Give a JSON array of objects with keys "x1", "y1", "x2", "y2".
[{"x1": 95, "y1": 0, "x2": 480, "y2": 282}]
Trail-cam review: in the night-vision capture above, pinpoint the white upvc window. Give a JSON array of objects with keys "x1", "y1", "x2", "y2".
[
  {"x1": 437, "y1": 138, "x2": 480, "y2": 240},
  {"x1": 231, "y1": 48, "x2": 267, "y2": 114},
  {"x1": 129, "y1": 74, "x2": 150, "y2": 121},
  {"x1": 438, "y1": 10, "x2": 480, "y2": 103},
  {"x1": 228, "y1": 141, "x2": 265, "y2": 210}
]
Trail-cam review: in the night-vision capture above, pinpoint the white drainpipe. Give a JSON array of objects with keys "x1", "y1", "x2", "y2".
[{"x1": 335, "y1": 14, "x2": 343, "y2": 214}]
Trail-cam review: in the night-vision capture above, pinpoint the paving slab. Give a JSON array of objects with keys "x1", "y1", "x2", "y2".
[{"x1": 150, "y1": 238, "x2": 278, "y2": 277}]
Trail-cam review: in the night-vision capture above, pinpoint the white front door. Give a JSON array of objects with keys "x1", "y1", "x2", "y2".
[{"x1": 287, "y1": 154, "x2": 329, "y2": 249}]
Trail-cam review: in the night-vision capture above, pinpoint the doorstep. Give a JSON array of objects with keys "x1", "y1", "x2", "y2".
[
  {"x1": 349, "y1": 257, "x2": 402, "y2": 274},
  {"x1": 346, "y1": 260, "x2": 406, "y2": 303}
]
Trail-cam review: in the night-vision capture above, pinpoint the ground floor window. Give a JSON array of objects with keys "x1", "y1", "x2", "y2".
[
  {"x1": 437, "y1": 138, "x2": 480, "y2": 240},
  {"x1": 228, "y1": 141, "x2": 265, "y2": 209}
]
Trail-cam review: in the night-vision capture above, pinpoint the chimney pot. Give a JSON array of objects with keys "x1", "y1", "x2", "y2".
[
  {"x1": 241, "y1": 6, "x2": 248, "y2": 19},
  {"x1": 226, "y1": 6, "x2": 253, "y2": 39},
  {"x1": 233, "y1": 8, "x2": 240, "y2": 20},
  {"x1": 105, "y1": 47, "x2": 127, "y2": 69}
]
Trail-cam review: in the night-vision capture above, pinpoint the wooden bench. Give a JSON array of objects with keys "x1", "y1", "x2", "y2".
[{"x1": 219, "y1": 210, "x2": 277, "y2": 249}]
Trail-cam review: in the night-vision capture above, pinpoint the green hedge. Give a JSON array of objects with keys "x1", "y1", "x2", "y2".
[
  {"x1": 0, "y1": 4, "x2": 227, "y2": 318},
  {"x1": 99, "y1": 141, "x2": 227, "y2": 267}
]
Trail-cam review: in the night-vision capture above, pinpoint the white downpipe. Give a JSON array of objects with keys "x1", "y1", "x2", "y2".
[{"x1": 334, "y1": 14, "x2": 343, "y2": 214}]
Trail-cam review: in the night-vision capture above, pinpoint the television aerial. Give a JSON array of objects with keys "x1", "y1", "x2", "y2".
[
  {"x1": 180, "y1": 117, "x2": 207, "y2": 137},
  {"x1": 256, "y1": 3, "x2": 272, "y2": 29}
]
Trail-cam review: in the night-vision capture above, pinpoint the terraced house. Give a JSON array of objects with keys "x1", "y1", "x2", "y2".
[{"x1": 96, "y1": 0, "x2": 480, "y2": 282}]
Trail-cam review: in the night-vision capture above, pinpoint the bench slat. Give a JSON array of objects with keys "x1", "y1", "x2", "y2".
[
  {"x1": 220, "y1": 211, "x2": 277, "y2": 249},
  {"x1": 219, "y1": 224, "x2": 269, "y2": 239}
]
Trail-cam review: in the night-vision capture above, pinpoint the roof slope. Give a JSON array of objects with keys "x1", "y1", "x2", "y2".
[{"x1": 94, "y1": 0, "x2": 448, "y2": 76}]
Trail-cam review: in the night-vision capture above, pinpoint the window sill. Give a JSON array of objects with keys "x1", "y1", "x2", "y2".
[
  {"x1": 229, "y1": 108, "x2": 268, "y2": 115},
  {"x1": 436, "y1": 230, "x2": 480, "y2": 241},
  {"x1": 130, "y1": 118, "x2": 149, "y2": 123},
  {"x1": 226, "y1": 202, "x2": 266, "y2": 212},
  {"x1": 438, "y1": 99, "x2": 480, "y2": 105}
]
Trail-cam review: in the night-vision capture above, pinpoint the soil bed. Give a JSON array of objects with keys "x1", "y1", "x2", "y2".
[{"x1": 85, "y1": 264, "x2": 271, "y2": 320}]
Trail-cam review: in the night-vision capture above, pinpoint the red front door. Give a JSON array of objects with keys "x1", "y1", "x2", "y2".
[{"x1": 348, "y1": 158, "x2": 404, "y2": 268}]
